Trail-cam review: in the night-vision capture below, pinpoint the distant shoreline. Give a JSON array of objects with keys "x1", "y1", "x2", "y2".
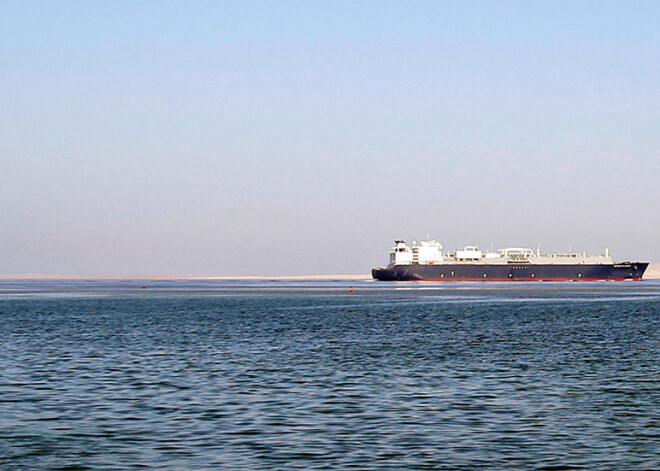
[
  {"x1": 1, "y1": 265, "x2": 659, "y2": 280},
  {"x1": 643, "y1": 264, "x2": 660, "y2": 279},
  {"x1": 0, "y1": 274, "x2": 374, "y2": 281}
]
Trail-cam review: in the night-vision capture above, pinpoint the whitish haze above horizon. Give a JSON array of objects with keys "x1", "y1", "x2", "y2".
[{"x1": 2, "y1": 1, "x2": 659, "y2": 276}]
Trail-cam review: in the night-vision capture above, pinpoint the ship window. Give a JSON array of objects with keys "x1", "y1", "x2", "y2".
[
  {"x1": 531, "y1": 274, "x2": 535, "y2": 278},
  {"x1": 483, "y1": 274, "x2": 487, "y2": 277},
  {"x1": 508, "y1": 273, "x2": 512, "y2": 278},
  {"x1": 451, "y1": 270, "x2": 455, "y2": 276},
  {"x1": 440, "y1": 273, "x2": 444, "y2": 278}
]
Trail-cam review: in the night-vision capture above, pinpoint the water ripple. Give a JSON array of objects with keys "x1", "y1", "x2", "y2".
[{"x1": 1, "y1": 281, "x2": 659, "y2": 469}]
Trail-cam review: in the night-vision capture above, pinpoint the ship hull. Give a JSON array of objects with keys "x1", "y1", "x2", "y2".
[{"x1": 372, "y1": 262, "x2": 648, "y2": 281}]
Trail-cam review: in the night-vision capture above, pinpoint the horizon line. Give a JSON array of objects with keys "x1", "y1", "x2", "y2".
[{"x1": 0, "y1": 274, "x2": 374, "y2": 281}]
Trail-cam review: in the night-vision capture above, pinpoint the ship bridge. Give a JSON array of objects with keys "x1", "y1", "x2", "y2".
[{"x1": 389, "y1": 239, "x2": 444, "y2": 266}]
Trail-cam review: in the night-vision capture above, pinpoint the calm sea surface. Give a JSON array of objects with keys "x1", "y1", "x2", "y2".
[{"x1": 1, "y1": 280, "x2": 659, "y2": 470}]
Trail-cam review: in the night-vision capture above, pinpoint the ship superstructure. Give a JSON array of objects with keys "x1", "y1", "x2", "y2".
[{"x1": 372, "y1": 239, "x2": 648, "y2": 281}]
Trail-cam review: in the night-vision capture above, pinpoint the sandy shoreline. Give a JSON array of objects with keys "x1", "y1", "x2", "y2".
[
  {"x1": 0, "y1": 274, "x2": 374, "y2": 281},
  {"x1": 1, "y1": 265, "x2": 659, "y2": 281},
  {"x1": 643, "y1": 264, "x2": 660, "y2": 279}
]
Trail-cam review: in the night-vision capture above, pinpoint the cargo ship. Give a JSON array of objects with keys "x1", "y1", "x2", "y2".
[{"x1": 372, "y1": 239, "x2": 648, "y2": 281}]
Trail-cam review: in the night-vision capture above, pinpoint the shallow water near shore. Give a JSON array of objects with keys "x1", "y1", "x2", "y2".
[{"x1": 1, "y1": 280, "x2": 659, "y2": 469}]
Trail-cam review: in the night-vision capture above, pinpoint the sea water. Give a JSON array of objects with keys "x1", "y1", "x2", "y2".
[{"x1": 1, "y1": 280, "x2": 659, "y2": 470}]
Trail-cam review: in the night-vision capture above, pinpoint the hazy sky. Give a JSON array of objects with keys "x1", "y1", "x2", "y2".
[{"x1": 2, "y1": 1, "x2": 659, "y2": 276}]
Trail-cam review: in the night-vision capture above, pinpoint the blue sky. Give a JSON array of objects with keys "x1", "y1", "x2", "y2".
[{"x1": 2, "y1": 1, "x2": 659, "y2": 275}]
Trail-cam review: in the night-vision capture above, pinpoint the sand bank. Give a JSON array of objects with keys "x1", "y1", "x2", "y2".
[
  {"x1": 2, "y1": 269, "x2": 658, "y2": 281},
  {"x1": 0, "y1": 274, "x2": 373, "y2": 281},
  {"x1": 643, "y1": 264, "x2": 660, "y2": 279}
]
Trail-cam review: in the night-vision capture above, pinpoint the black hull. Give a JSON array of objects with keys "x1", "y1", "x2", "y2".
[{"x1": 372, "y1": 262, "x2": 648, "y2": 281}]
